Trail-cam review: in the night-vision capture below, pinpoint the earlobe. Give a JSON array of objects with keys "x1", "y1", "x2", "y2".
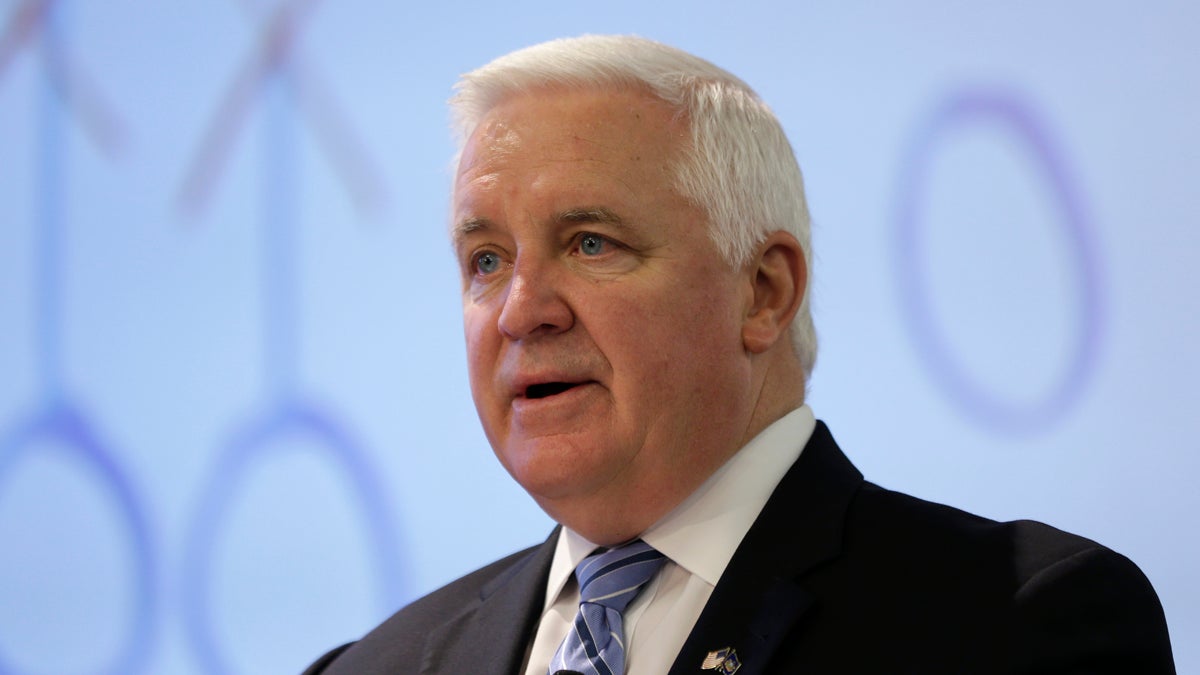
[{"x1": 742, "y1": 231, "x2": 807, "y2": 354}]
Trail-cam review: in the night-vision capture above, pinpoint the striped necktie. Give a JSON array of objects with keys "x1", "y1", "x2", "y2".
[{"x1": 548, "y1": 539, "x2": 667, "y2": 675}]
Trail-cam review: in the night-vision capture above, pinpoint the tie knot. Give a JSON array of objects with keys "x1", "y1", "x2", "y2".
[{"x1": 575, "y1": 539, "x2": 666, "y2": 613}]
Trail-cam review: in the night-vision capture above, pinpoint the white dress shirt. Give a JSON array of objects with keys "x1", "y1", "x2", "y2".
[{"x1": 521, "y1": 405, "x2": 816, "y2": 675}]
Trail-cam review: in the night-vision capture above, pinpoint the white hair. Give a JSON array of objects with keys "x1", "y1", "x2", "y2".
[{"x1": 450, "y1": 35, "x2": 817, "y2": 379}]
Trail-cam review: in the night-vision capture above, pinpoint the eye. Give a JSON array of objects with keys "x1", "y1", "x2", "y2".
[
  {"x1": 472, "y1": 250, "x2": 502, "y2": 275},
  {"x1": 578, "y1": 233, "x2": 606, "y2": 256}
]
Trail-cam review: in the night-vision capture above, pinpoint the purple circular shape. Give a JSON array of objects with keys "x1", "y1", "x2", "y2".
[
  {"x1": 0, "y1": 401, "x2": 157, "y2": 675},
  {"x1": 894, "y1": 90, "x2": 1104, "y2": 433},
  {"x1": 180, "y1": 398, "x2": 405, "y2": 675}
]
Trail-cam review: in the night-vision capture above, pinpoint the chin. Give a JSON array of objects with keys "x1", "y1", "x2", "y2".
[{"x1": 511, "y1": 464, "x2": 598, "y2": 504}]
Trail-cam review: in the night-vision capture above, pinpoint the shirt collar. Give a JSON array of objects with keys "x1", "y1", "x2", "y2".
[{"x1": 542, "y1": 405, "x2": 815, "y2": 607}]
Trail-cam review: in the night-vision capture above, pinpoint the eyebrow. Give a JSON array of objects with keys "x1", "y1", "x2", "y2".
[
  {"x1": 452, "y1": 217, "x2": 491, "y2": 242},
  {"x1": 452, "y1": 207, "x2": 628, "y2": 243},
  {"x1": 556, "y1": 206, "x2": 625, "y2": 227}
]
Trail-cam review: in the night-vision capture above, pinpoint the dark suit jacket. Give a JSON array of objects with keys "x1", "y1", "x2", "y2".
[{"x1": 303, "y1": 422, "x2": 1175, "y2": 674}]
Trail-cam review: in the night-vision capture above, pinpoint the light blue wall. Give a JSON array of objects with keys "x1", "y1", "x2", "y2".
[{"x1": 0, "y1": 1, "x2": 1195, "y2": 672}]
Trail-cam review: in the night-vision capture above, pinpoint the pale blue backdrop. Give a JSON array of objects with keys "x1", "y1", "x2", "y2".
[{"x1": 0, "y1": 1, "x2": 1195, "y2": 673}]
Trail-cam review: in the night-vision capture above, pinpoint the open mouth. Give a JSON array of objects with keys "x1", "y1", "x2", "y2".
[{"x1": 525, "y1": 382, "x2": 585, "y2": 399}]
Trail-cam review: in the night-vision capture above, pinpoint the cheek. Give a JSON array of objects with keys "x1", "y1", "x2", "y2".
[
  {"x1": 463, "y1": 301, "x2": 497, "y2": 350},
  {"x1": 603, "y1": 298, "x2": 663, "y2": 351},
  {"x1": 602, "y1": 298, "x2": 694, "y2": 395},
  {"x1": 644, "y1": 288, "x2": 744, "y2": 380},
  {"x1": 463, "y1": 309, "x2": 498, "y2": 398}
]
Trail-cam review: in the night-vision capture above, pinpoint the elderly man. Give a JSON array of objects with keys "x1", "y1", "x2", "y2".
[{"x1": 305, "y1": 36, "x2": 1174, "y2": 674}]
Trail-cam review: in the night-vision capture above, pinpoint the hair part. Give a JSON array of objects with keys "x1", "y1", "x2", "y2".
[{"x1": 450, "y1": 35, "x2": 817, "y2": 379}]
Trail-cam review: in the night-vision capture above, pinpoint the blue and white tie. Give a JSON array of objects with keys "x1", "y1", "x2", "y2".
[{"x1": 549, "y1": 540, "x2": 667, "y2": 675}]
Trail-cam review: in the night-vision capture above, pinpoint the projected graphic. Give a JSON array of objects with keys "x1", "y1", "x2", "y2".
[
  {"x1": 175, "y1": 1, "x2": 401, "y2": 673},
  {"x1": 893, "y1": 89, "x2": 1103, "y2": 434},
  {"x1": 0, "y1": 2, "x2": 155, "y2": 674}
]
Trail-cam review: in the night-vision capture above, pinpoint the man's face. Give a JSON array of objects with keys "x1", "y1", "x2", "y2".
[{"x1": 452, "y1": 87, "x2": 758, "y2": 542}]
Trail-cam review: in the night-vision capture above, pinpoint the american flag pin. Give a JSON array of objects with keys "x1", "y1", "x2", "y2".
[{"x1": 701, "y1": 647, "x2": 742, "y2": 674}]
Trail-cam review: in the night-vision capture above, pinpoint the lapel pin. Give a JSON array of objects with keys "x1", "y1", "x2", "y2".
[{"x1": 701, "y1": 647, "x2": 742, "y2": 674}]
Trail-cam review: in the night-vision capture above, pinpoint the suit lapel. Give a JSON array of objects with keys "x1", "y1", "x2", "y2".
[
  {"x1": 421, "y1": 529, "x2": 559, "y2": 675},
  {"x1": 668, "y1": 423, "x2": 862, "y2": 675}
]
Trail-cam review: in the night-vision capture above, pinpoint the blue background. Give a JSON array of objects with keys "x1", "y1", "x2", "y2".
[{"x1": 0, "y1": 1, "x2": 1196, "y2": 673}]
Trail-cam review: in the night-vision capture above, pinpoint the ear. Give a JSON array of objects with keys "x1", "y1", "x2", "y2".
[{"x1": 742, "y1": 231, "x2": 807, "y2": 354}]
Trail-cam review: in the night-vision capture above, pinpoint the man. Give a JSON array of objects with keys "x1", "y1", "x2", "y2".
[{"x1": 305, "y1": 35, "x2": 1174, "y2": 674}]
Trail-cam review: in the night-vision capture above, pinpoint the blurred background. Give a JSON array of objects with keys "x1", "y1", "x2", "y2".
[{"x1": 0, "y1": 1, "x2": 1196, "y2": 673}]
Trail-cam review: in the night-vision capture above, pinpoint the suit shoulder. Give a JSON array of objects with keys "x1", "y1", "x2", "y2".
[
  {"x1": 1008, "y1": 533, "x2": 1175, "y2": 671},
  {"x1": 842, "y1": 482, "x2": 1142, "y2": 596},
  {"x1": 367, "y1": 543, "x2": 542, "y2": 638},
  {"x1": 852, "y1": 481, "x2": 1098, "y2": 561},
  {"x1": 400, "y1": 543, "x2": 544, "y2": 622},
  {"x1": 846, "y1": 482, "x2": 1174, "y2": 670},
  {"x1": 303, "y1": 542, "x2": 546, "y2": 674}
]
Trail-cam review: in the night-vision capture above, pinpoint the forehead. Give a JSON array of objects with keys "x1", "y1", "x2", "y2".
[
  {"x1": 468, "y1": 84, "x2": 685, "y2": 152},
  {"x1": 453, "y1": 87, "x2": 689, "y2": 209}
]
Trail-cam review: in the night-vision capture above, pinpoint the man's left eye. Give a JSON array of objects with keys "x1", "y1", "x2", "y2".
[{"x1": 578, "y1": 233, "x2": 606, "y2": 256}]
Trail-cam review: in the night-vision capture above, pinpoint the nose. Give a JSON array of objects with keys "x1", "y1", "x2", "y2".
[{"x1": 496, "y1": 257, "x2": 574, "y2": 340}]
